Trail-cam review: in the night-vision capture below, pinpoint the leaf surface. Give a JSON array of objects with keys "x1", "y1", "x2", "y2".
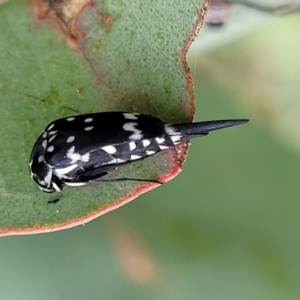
[{"x1": 0, "y1": 0, "x2": 207, "y2": 235}]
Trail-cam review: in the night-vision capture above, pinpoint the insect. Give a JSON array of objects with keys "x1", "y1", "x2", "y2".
[{"x1": 29, "y1": 111, "x2": 248, "y2": 202}]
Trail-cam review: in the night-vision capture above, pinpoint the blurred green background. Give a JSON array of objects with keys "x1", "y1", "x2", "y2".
[{"x1": 1, "y1": 6, "x2": 300, "y2": 300}]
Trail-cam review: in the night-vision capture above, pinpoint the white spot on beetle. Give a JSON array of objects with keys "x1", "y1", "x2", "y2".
[
  {"x1": 67, "y1": 145, "x2": 75, "y2": 154},
  {"x1": 47, "y1": 145, "x2": 54, "y2": 152},
  {"x1": 84, "y1": 118, "x2": 93, "y2": 123},
  {"x1": 43, "y1": 169, "x2": 52, "y2": 185},
  {"x1": 101, "y1": 145, "x2": 117, "y2": 154},
  {"x1": 55, "y1": 164, "x2": 78, "y2": 177},
  {"x1": 159, "y1": 145, "x2": 169, "y2": 150},
  {"x1": 42, "y1": 132, "x2": 47, "y2": 139},
  {"x1": 165, "y1": 125, "x2": 182, "y2": 143},
  {"x1": 165, "y1": 125, "x2": 177, "y2": 135},
  {"x1": 130, "y1": 132, "x2": 143, "y2": 140},
  {"x1": 67, "y1": 117, "x2": 75, "y2": 121},
  {"x1": 123, "y1": 113, "x2": 138, "y2": 120},
  {"x1": 52, "y1": 182, "x2": 62, "y2": 192},
  {"x1": 123, "y1": 122, "x2": 143, "y2": 140},
  {"x1": 66, "y1": 136, "x2": 75, "y2": 143},
  {"x1": 67, "y1": 146, "x2": 81, "y2": 163},
  {"x1": 37, "y1": 179, "x2": 45, "y2": 186},
  {"x1": 48, "y1": 131, "x2": 57, "y2": 135},
  {"x1": 64, "y1": 182, "x2": 88, "y2": 187},
  {"x1": 123, "y1": 122, "x2": 137, "y2": 132},
  {"x1": 171, "y1": 136, "x2": 181, "y2": 143},
  {"x1": 117, "y1": 158, "x2": 126, "y2": 164},
  {"x1": 47, "y1": 124, "x2": 54, "y2": 131},
  {"x1": 146, "y1": 150, "x2": 155, "y2": 155},
  {"x1": 42, "y1": 140, "x2": 47, "y2": 149},
  {"x1": 129, "y1": 141, "x2": 136, "y2": 151},
  {"x1": 142, "y1": 139, "x2": 151, "y2": 147},
  {"x1": 66, "y1": 146, "x2": 90, "y2": 164},
  {"x1": 48, "y1": 135, "x2": 56, "y2": 143},
  {"x1": 117, "y1": 158, "x2": 126, "y2": 163},
  {"x1": 81, "y1": 153, "x2": 90, "y2": 162},
  {"x1": 38, "y1": 155, "x2": 44, "y2": 163},
  {"x1": 84, "y1": 126, "x2": 94, "y2": 131},
  {"x1": 155, "y1": 137, "x2": 164, "y2": 144},
  {"x1": 130, "y1": 155, "x2": 141, "y2": 160}
]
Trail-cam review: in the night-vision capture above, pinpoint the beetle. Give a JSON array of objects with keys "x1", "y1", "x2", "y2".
[{"x1": 29, "y1": 111, "x2": 248, "y2": 202}]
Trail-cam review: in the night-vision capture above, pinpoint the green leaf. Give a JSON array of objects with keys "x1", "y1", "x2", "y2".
[{"x1": 0, "y1": 0, "x2": 206, "y2": 234}]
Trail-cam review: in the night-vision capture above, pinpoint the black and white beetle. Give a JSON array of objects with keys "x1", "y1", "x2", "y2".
[{"x1": 29, "y1": 111, "x2": 248, "y2": 201}]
